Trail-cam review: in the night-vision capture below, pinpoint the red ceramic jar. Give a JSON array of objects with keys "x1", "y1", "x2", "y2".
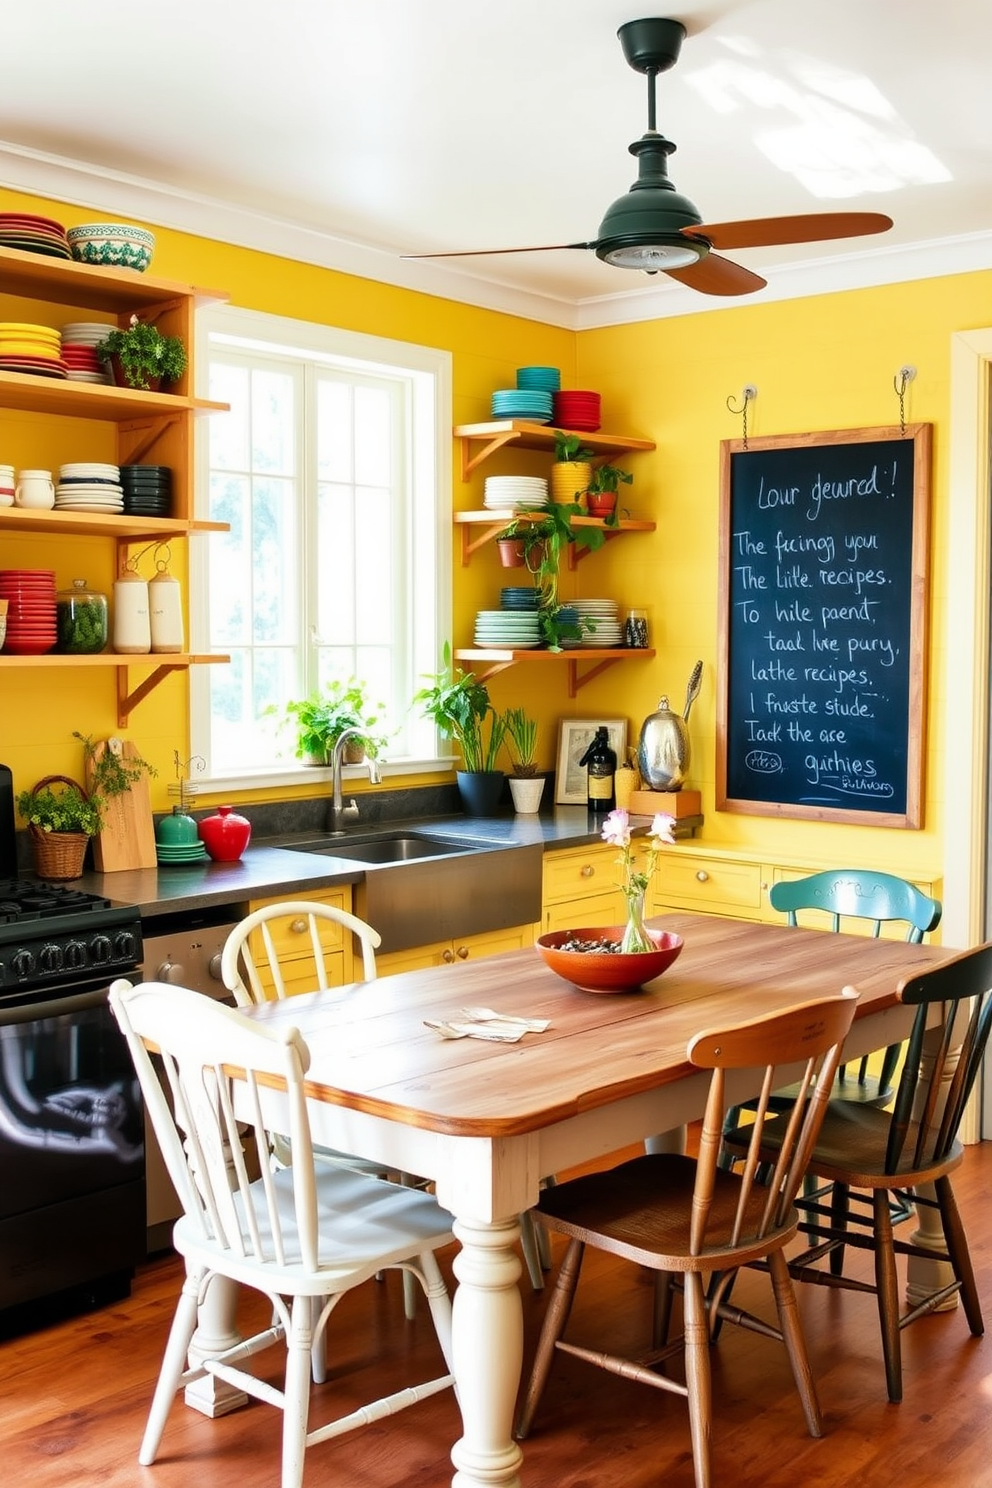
[{"x1": 197, "y1": 804, "x2": 252, "y2": 862}]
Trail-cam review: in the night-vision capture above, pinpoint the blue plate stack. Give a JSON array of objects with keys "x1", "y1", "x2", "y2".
[
  {"x1": 500, "y1": 586, "x2": 540, "y2": 610},
  {"x1": 516, "y1": 366, "x2": 561, "y2": 392},
  {"x1": 491, "y1": 387, "x2": 553, "y2": 422}
]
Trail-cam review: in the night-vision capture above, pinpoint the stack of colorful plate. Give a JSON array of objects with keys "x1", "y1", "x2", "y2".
[
  {"x1": 500, "y1": 586, "x2": 540, "y2": 610},
  {"x1": 0, "y1": 569, "x2": 57, "y2": 655},
  {"x1": 516, "y1": 366, "x2": 561, "y2": 392},
  {"x1": 55, "y1": 463, "x2": 124, "y2": 514},
  {"x1": 0, "y1": 322, "x2": 66, "y2": 378},
  {"x1": 119, "y1": 464, "x2": 173, "y2": 517},
  {"x1": 474, "y1": 608, "x2": 542, "y2": 648},
  {"x1": 61, "y1": 323, "x2": 113, "y2": 384},
  {"x1": 156, "y1": 839, "x2": 210, "y2": 866},
  {"x1": 553, "y1": 390, "x2": 602, "y2": 432},
  {"x1": 484, "y1": 475, "x2": 548, "y2": 510},
  {"x1": 491, "y1": 387, "x2": 554, "y2": 423},
  {"x1": 0, "y1": 212, "x2": 70, "y2": 259},
  {"x1": 573, "y1": 598, "x2": 622, "y2": 647}
]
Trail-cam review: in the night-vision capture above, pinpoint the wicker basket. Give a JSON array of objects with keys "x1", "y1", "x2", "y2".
[{"x1": 24, "y1": 774, "x2": 93, "y2": 881}]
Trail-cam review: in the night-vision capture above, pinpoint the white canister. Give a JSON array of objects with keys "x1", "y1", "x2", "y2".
[
  {"x1": 149, "y1": 568, "x2": 184, "y2": 653},
  {"x1": 14, "y1": 468, "x2": 55, "y2": 510},
  {"x1": 113, "y1": 570, "x2": 151, "y2": 654}
]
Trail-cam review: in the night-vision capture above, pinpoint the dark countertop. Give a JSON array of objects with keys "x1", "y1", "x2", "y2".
[{"x1": 78, "y1": 807, "x2": 612, "y2": 920}]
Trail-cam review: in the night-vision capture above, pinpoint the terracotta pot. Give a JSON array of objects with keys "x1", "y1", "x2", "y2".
[
  {"x1": 497, "y1": 538, "x2": 527, "y2": 568},
  {"x1": 586, "y1": 491, "x2": 618, "y2": 518}
]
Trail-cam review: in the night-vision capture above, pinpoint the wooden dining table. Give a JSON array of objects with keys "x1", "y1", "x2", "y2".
[{"x1": 209, "y1": 909, "x2": 955, "y2": 1488}]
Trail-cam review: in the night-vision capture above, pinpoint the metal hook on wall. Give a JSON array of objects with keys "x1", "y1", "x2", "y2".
[
  {"x1": 893, "y1": 364, "x2": 916, "y2": 436},
  {"x1": 726, "y1": 384, "x2": 757, "y2": 449}
]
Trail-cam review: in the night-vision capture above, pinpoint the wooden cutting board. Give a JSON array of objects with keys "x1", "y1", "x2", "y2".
[{"x1": 85, "y1": 737, "x2": 158, "y2": 872}]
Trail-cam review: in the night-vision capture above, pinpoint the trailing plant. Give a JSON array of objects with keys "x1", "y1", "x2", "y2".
[
  {"x1": 94, "y1": 313, "x2": 188, "y2": 389},
  {"x1": 586, "y1": 462, "x2": 633, "y2": 496},
  {"x1": 503, "y1": 708, "x2": 539, "y2": 776},
  {"x1": 75, "y1": 732, "x2": 157, "y2": 811},
  {"x1": 414, "y1": 643, "x2": 506, "y2": 772}
]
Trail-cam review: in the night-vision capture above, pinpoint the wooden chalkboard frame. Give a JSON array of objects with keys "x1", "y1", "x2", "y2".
[{"x1": 716, "y1": 423, "x2": 931, "y2": 828}]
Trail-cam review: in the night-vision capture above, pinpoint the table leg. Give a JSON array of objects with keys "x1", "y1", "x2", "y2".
[
  {"x1": 184, "y1": 1272, "x2": 248, "y2": 1417},
  {"x1": 449, "y1": 1215, "x2": 525, "y2": 1488}
]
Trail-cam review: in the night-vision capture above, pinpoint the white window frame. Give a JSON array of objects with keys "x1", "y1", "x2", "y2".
[{"x1": 190, "y1": 303, "x2": 452, "y2": 791}]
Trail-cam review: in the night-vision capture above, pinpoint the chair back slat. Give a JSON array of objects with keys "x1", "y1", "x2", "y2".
[
  {"x1": 769, "y1": 870, "x2": 941, "y2": 942},
  {"x1": 886, "y1": 944, "x2": 992, "y2": 1170},
  {"x1": 688, "y1": 991, "x2": 858, "y2": 1254},
  {"x1": 221, "y1": 899, "x2": 382, "y2": 1007},
  {"x1": 109, "y1": 978, "x2": 320, "y2": 1272}
]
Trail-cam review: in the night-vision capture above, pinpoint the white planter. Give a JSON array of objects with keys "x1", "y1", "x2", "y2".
[{"x1": 509, "y1": 775, "x2": 545, "y2": 814}]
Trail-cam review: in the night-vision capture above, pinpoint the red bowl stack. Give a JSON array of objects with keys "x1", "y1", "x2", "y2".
[
  {"x1": 0, "y1": 569, "x2": 57, "y2": 655},
  {"x1": 553, "y1": 389, "x2": 602, "y2": 431}
]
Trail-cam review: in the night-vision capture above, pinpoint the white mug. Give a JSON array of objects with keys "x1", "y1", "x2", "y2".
[
  {"x1": 14, "y1": 469, "x2": 55, "y2": 510},
  {"x1": 0, "y1": 464, "x2": 13, "y2": 509}
]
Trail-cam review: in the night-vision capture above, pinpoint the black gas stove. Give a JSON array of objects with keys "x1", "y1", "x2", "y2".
[{"x1": 0, "y1": 879, "x2": 143, "y2": 996}]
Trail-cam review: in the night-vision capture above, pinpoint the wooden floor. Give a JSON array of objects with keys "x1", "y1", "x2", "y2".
[{"x1": 4, "y1": 1142, "x2": 991, "y2": 1488}]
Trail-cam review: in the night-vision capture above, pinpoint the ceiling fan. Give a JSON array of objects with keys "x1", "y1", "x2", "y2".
[{"x1": 404, "y1": 17, "x2": 893, "y2": 296}]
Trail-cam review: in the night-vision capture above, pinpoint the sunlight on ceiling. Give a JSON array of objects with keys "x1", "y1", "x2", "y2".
[{"x1": 684, "y1": 36, "x2": 951, "y2": 200}]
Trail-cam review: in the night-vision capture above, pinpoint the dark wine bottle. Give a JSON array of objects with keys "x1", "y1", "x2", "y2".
[{"x1": 579, "y1": 726, "x2": 616, "y2": 814}]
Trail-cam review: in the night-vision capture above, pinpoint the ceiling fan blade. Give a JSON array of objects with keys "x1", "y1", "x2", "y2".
[
  {"x1": 402, "y1": 243, "x2": 593, "y2": 260},
  {"x1": 663, "y1": 252, "x2": 767, "y2": 297},
  {"x1": 683, "y1": 211, "x2": 893, "y2": 252}
]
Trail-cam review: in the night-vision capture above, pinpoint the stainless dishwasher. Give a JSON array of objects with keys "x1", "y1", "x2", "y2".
[{"x1": 139, "y1": 906, "x2": 244, "y2": 1251}]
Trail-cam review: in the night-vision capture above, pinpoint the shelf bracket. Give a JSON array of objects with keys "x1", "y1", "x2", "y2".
[
  {"x1": 458, "y1": 429, "x2": 520, "y2": 479},
  {"x1": 119, "y1": 413, "x2": 183, "y2": 464},
  {"x1": 117, "y1": 663, "x2": 186, "y2": 727},
  {"x1": 567, "y1": 655, "x2": 624, "y2": 698},
  {"x1": 461, "y1": 518, "x2": 511, "y2": 563}
]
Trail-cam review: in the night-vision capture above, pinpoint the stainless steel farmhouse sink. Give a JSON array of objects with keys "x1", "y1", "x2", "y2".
[
  {"x1": 302, "y1": 833, "x2": 478, "y2": 865},
  {"x1": 287, "y1": 832, "x2": 544, "y2": 954}
]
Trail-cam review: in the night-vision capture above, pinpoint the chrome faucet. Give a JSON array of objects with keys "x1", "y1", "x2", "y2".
[{"x1": 328, "y1": 728, "x2": 383, "y2": 833}]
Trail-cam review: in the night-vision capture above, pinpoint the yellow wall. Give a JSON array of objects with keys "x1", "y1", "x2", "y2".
[{"x1": 2, "y1": 182, "x2": 988, "y2": 884}]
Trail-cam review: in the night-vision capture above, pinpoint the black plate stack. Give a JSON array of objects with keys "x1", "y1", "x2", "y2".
[{"x1": 119, "y1": 464, "x2": 172, "y2": 518}]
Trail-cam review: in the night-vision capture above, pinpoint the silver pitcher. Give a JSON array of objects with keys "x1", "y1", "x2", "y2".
[{"x1": 637, "y1": 662, "x2": 702, "y2": 792}]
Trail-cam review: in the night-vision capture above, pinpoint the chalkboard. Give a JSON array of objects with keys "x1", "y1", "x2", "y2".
[{"x1": 716, "y1": 424, "x2": 931, "y2": 828}]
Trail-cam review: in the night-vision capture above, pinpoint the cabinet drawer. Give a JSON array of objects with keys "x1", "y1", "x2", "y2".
[
  {"x1": 248, "y1": 889, "x2": 351, "y2": 958},
  {"x1": 543, "y1": 845, "x2": 618, "y2": 903},
  {"x1": 544, "y1": 892, "x2": 622, "y2": 934},
  {"x1": 654, "y1": 855, "x2": 763, "y2": 914}
]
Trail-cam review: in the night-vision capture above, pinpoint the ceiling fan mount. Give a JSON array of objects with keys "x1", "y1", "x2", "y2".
[{"x1": 404, "y1": 16, "x2": 894, "y2": 296}]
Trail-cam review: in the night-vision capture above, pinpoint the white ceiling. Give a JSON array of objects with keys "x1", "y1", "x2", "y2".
[{"x1": 3, "y1": 0, "x2": 991, "y2": 328}]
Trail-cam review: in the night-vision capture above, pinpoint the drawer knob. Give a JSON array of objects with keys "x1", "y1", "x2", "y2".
[
  {"x1": 696, "y1": 870, "x2": 709, "y2": 883},
  {"x1": 456, "y1": 945, "x2": 469, "y2": 960},
  {"x1": 290, "y1": 917, "x2": 308, "y2": 933},
  {"x1": 442, "y1": 948, "x2": 456, "y2": 964},
  {"x1": 581, "y1": 864, "x2": 595, "y2": 879}
]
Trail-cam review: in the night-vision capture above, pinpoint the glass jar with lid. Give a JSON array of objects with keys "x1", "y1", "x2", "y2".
[{"x1": 56, "y1": 578, "x2": 108, "y2": 654}]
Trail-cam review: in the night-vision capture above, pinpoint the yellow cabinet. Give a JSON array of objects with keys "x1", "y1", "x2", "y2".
[
  {"x1": 377, "y1": 922, "x2": 535, "y2": 978},
  {"x1": 542, "y1": 842, "x2": 624, "y2": 933},
  {"x1": 247, "y1": 886, "x2": 355, "y2": 994}
]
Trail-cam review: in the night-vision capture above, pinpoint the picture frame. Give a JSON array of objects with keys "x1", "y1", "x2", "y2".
[{"x1": 555, "y1": 718, "x2": 628, "y2": 805}]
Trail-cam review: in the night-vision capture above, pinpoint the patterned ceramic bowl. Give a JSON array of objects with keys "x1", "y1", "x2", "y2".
[{"x1": 67, "y1": 223, "x2": 155, "y2": 272}]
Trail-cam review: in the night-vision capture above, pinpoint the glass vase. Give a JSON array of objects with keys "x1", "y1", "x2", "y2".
[{"x1": 620, "y1": 888, "x2": 653, "y2": 954}]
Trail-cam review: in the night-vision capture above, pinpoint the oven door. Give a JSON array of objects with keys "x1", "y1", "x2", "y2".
[{"x1": 0, "y1": 976, "x2": 145, "y2": 1312}]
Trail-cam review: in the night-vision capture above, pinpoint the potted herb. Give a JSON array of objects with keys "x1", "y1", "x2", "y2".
[
  {"x1": 275, "y1": 680, "x2": 387, "y2": 765},
  {"x1": 16, "y1": 774, "x2": 102, "y2": 880},
  {"x1": 512, "y1": 500, "x2": 604, "y2": 651},
  {"x1": 503, "y1": 707, "x2": 545, "y2": 814},
  {"x1": 550, "y1": 429, "x2": 595, "y2": 506},
  {"x1": 414, "y1": 644, "x2": 507, "y2": 815},
  {"x1": 585, "y1": 462, "x2": 632, "y2": 522},
  {"x1": 95, "y1": 313, "x2": 188, "y2": 391}
]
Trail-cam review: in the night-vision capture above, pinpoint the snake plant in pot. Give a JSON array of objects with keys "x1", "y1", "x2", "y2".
[{"x1": 415, "y1": 644, "x2": 507, "y2": 815}]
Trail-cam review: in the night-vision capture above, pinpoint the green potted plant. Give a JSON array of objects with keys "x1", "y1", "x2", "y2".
[
  {"x1": 275, "y1": 680, "x2": 387, "y2": 765},
  {"x1": 550, "y1": 429, "x2": 596, "y2": 505},
  {"x1": 503, "y1": 707, "x2": 545, "y2": 814},
  {"x1": 95, "y1": 313, "x2": 188, "y2": 390},
  {"x1": 16, "y1": 774, "x2": 103, "y2": 880},
  {"x1": 508, "y1": 500, "x2": 604, "y2": 651},
  {"x1": 585, "y1": 462, "x2": 632, "y2": 522},
  {"x1": 414, "y1": 644, "x2": 507, "y2": 815}
]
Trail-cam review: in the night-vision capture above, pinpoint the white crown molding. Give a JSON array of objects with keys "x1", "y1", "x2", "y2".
[{"x1": 3, "y1": 140, "x2": 992, "y2": 332}]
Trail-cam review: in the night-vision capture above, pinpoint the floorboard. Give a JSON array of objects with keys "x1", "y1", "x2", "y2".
[{"x1": 2, "y1": 1142, "x2": 990, "y2": 1487}]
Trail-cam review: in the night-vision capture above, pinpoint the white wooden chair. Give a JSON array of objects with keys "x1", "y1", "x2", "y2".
[
  {"x1": 222, "y1": 899, "x2": 549, "y2": 1294},
  {"x1": 109, "y1": 979, "x2": 455, "y2": 1488}
]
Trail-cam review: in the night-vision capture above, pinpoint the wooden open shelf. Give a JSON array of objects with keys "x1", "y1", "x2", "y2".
[
  {"x1": 454, "y1": 646, "x2": 656, "y2": 698},
  {"x1": 454, "y1": 508, "x2": 655, "y2": 565},
  {"x1": 453, "y1": 421, "x2": 656, "y2": 480}
]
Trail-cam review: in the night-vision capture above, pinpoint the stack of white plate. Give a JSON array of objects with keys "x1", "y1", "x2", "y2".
[
  {"x1": 55, "y1": 462, "x2": 124, "y2": 512},
  {"x1": 574, "y1": 598, "x2": 623, "y2": 647},
  {"x1": 60, "y1": 322, "x2": 113, "y2": 384},
  {"x1": 483, "y1": 475, "x2": 548, "y2": 510},
  {"x1": 474, "y1": 609, "x2": 542, "y2": 649}
]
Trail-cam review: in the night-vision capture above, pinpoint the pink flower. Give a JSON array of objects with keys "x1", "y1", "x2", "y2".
[
  {"x1": 600, "y1": 809, "x2": 631, "y2": 848},
  {"x1": 649, "y1": 813, "x2": 677, "y2": 848}
]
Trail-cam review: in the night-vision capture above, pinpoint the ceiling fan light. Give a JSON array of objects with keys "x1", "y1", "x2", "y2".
[{"x1": 601, "y1": 240, "x2": 704, "y2": 270}]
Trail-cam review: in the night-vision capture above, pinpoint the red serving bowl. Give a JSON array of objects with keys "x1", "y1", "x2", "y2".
[{"x1": 536, "y1": 927, "x2": 683, "y2": 993}]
